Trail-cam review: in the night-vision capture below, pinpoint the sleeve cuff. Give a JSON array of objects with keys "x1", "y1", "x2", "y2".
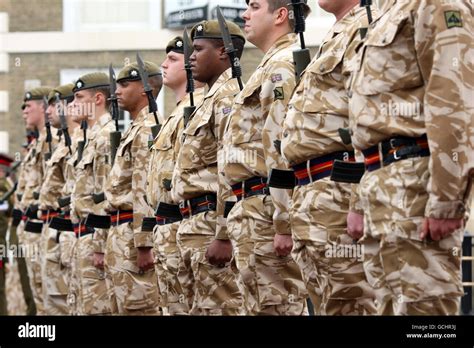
[
  {"x1": 273, "y1": 219, "x2": 291, "y2": 235},
  {"x1": 134, "y1": 231, "x2": 154, "y2": 248},
  {"x1": 425, "y1": 197, "x2": 466, "y2": 219},
  {"x1": 215, "y1": 215, "x2": 230, "y2": 240}
]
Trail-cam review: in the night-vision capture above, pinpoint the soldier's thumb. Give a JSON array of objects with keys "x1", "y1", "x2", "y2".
[{"x1": 421, "y1": 218, "x2": 429, "y2": 240}]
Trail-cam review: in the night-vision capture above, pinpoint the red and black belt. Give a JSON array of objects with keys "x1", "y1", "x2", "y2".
[
  {"x1": 292, "y1": 151, "x2": 355, "y2": 186},
  {"x1": 362, "y1": 134, "x2": 430, "y2": 172},
  {"x1": 140, "y1": 214, "x2": 179, "y2": 232},
  {"x1": 73, "y1": 222, "x2": 94, "y2": 238},
  {"x1": 179, "y1": 194, "x2": 216, "y2": 219},
  {"x1": 24, "y1": 221, "x2": 43, "y2": 234},
  {"x1": 154, "y1": 202, "x2": 183, "y2": 226},
  {"x1": 41, "y1": 209, "x2": 60, "y2": 223},
  {"x1": 109, "y1": 210, "x2": 134, "y2": 227},
  {"x1": 231, "y1": 177, "x2": 268, "y2": 201}
]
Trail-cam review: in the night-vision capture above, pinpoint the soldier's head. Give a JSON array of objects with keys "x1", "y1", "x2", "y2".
[
  {"x1": 72, "y1": 72, "x2": 110, "y2": 123},
  {"x1": 47, "y1": 83, "x2": 74, "y2": 129},
  {"x1": 161, "y1": 36, "x2": 187, "y2": 90},
  {"x1": 23, "y1": 87, "x2": 52, "y2": 129},
  {"x1": 116, "y1": 60, "x2": 162, "y2": 114},
  {"x1": 318, "y1": 0, "x2": 359, "y2": 20},
  {"x1": 189, "y1": 20, "x2": 245, "y2": 85},
  {"x1": 243, "y1": 0, "x2": 310, "y2": 51}
]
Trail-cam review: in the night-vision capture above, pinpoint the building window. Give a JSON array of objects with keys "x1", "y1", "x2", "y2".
[{"x1": 63, "y1": 0, "x2": 161, "y2": 32}]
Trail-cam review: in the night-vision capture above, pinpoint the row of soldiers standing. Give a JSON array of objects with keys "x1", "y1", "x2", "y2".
[{"x1": 0, "y1": 0, "x2": 472, "y2": 316}]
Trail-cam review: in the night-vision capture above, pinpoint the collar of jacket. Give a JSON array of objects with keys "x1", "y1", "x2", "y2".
[{"x1": 259, "y1": 33, "x2": 298, "y2": 68}]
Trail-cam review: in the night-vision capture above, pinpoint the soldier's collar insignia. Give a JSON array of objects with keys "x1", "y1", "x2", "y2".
[
  {"x1": 130, "y1": 69, "x2": 139, "y2": 77},
  {"x1": 76, "y1": 80, "x2": 84, "y2": 89},
  {"x1": 176, "y1": 40, "x2": 183, "y2": 48},
  {"x1": 445, "y1": 11, "x2": 462, "y2": 29}
]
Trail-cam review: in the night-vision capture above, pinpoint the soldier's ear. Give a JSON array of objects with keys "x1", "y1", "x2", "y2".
[
  {"x1": 274, "y1": 6, "x2": 289, "y2": 26},
  {"x1": 218, "y1": 45, "x2": 227, "y2": 60}
]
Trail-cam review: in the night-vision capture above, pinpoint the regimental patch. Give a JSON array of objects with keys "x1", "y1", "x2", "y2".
[
  {"x1": 445, "y1": 11, "x2": 462, "y2": 29},
  {"x1": 271, "y1": 74, "x2": 282, "y2": 83},
  {"x1": 273, "y1": 87, "x2": 284, "y2": 100},
  {"x1": 222, "y1": 107, "x2": 232, "y2": 115}
]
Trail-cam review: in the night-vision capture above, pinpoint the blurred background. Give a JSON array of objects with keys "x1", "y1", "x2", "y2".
[{"x1": 0, "y1": 0, "x2": 339, "y2": 156}]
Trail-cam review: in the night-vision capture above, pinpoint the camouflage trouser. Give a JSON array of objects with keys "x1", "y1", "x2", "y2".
[
  {"x1": 105, "y1": 222, "x2": 161, "y2": 315},
  {"x1": 75, "y1": 233, "x2": 113, "y2": 315},
  {"x1": 5, "y1": 260, "x2": 28, "y2": 315},
  {"x1": 290, "y1": 178, "x2": 376, "y2": 315},
  {"x1": 359, "y1": 157, "x2": 464, "y2": 315},
  {"x1": 153, "y1": 222, "x2": 189, "y2": 315},
  {"x1": 41, "y1": 225, "x2": 68, "y2": 315},
  {"x1": 176, "y1": 210, "x2": 243, "y2": 315},
  {"x1": 23, "y1": 229, "x2": 44, "y2": 315},
  {"x1": 59, "y1": 231, "x2": 79, "y2": 315},
  {"x1": 229, "y1": 194, "x2": 308, "y2": 315},
  {"x1": 7, "y1": 221, "x2": 34, "y2": 315},
  {"x1": 227, "y1": 200, "x2": 259, "y2": 315}
]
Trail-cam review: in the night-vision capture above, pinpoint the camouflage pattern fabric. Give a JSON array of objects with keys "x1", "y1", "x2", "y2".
[
  {"x1": 172, "y1": 68, "x2": 243, "y2": 314},
  {"x1": 223, "y1": 34, "x2": 307, "y2": 315},
  {"x1": 104, "y1": 106, "x2": 161, "y2": 315},
  {"x1": 282, "y1": 7, "x2": 376, "y2": 315},
  {"x1": 350, "y1": 0, "x2": 473, "y2": 315},
  {"x1": 72, "y1": 112, "x2": 114, "y2": 315}
]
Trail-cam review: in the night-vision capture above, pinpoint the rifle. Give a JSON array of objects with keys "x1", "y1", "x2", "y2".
[
  {"x1": 55, "y1": 94, "x2": 72, "y2": 155},
  {"x1": 0, "y1": 182, "x2": 17, "y2": 204},
  {"x1": 43, "y1": 97, "x2": 53, "y2": 161},
  {"x1": 183, "y1": 27, "x2": 197, "y2": 127},
  {"x1": 359, "y1": 0, "x2": 373, "y2": 39},
  {"x1": 136, "y1": 53, "x2": 161, "y2": 139},
  {"x1": 75, "y1": 120, "x2": 87, "y2": 166},
  {"x1": 291, "y1": 0, "x2": 311, "y2": 82},
  {"x1": 216, "y1": 6, "x2": 244, "y2": 91},
  {"x1": 108, "y1": 64, "x2": 122, "y2": 166}
]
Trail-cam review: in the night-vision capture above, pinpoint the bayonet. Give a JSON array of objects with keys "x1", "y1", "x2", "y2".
[
  {"x1": 216, "y1": 6, "x2": 243, "y2": 90},
  {"x1": 43, "y1": 96, "x2": 53, "y2": 161},
  {"x1": 55, "y1": 94, "x2": 72, "y2": 155},
  {"x1": 183, "y1": 27, "x2": 197, "y2": 126},
  {"x1": 108, "y1": 64, "x2": 122, "y2": 165},
  {"x1": 136, "y1": 53, "x2": 161, "y2": 138}
]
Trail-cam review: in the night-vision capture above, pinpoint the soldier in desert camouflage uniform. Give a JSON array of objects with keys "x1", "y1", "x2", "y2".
[
  {"x1": 347, "y1": 0, "x2": 473, "y2": 315},
  {"x1": 143, "y1": 37, "x2": 205, "y2": 315},
  {"x1": 103, "y1": 61, "x2": 163, "y2": 315},
  {"x1": 69, "y1": 73, "x2": 115, "y2": 315},
  {"x1": 39, "y1": 83, "x2": 77, "y2": 315},
  {"x1": 0, "y1": 154, "x2": 14, "y2": 314},
  {"x1": 282, "y1": 0, "x2": 376, "y2": 315},
  {"x1": 219, "y1": 0, "x2": 307, "y2": 315},
  {"x1": 171, "y1": 20, "x2": 245, "y2": 315},
  {"x1": 59, "y1": 122, "x2": 83, "y2": 316},
  {"x1": 6, "y1": 120, "x2": 36, "y2": 315},
  {"x1": 20, "y1": 86, "x2": 56, "y2": 315}
]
